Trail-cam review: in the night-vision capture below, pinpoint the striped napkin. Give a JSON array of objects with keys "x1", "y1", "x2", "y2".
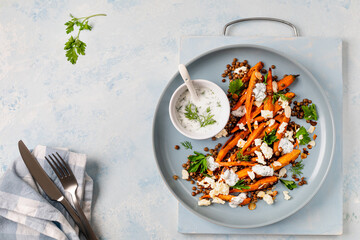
[{"x1": 0, "y1": 145, "x2": 94, "y2": 240}]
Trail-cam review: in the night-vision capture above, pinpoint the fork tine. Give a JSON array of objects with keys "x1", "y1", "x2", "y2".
[
  {"x1": 48, "y1": 155, "x2": 67, "y2": 178},
  {"x1": 56, "y1": 152, "x2": 74, "y2": 176},
  {"x1": 45, "y1": 156, "x2": 63, "y2": 179},
  {"x1": 52, "y1": 153, "x2": 70, "y2": 176}
]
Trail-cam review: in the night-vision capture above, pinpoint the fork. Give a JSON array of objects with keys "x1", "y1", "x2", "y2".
[{"x1": 45, "y1": 152, "x2": 98, "y2": 240}]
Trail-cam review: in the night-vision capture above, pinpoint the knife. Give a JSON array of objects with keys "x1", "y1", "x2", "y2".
[{"x1": 18, "y1": 140, "x2": 87, "y2": 237}]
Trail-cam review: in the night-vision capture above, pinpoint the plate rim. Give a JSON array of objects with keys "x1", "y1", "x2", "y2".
[{"x1": 152, "y1": 43, "x2": 336, "y2": 228}]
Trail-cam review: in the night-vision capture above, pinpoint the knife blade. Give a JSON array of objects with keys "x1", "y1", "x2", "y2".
[{"x1": 18, "y1": 140, "x2": 87, "y2": 236}]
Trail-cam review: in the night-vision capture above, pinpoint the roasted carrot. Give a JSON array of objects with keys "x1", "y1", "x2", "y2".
[
  {"x1": 274, "y1": 114, "x2": 284, "y2": 122},
  {"x1": 216, "y1": 131, "x2": 249, "y2": 162},
  {"x1": 232, "y1": 91, "x2": 247, "y2": 111},
  {"x1": 201, "y1": 194, "x2": 251, "y2": 205},
  {"x1": 241, "y1": 122, "x2": 267, "y2": 152},
  {"x1": 264, "y1": 68, "x2": 274, "y2": 113},
  {"x1": 273, "y1": 115, "x2": 290, "y2": 152},
  {"x1": 231, "y1": 105, "x2": 263, "y2": 133},
  {"x1": 230, "y1": 176, "x2": 278, "y2": 193},
  {"x1": 277, "y1": 75, "x2": 299, "y2": 91},
  {"x1": 242, "y1": 146, "x2": 260, "y2": 155},
  {"x1": 270, "y1": 149, "x2": 301, "y2": 170},
  {"x1": 242, "y1": 61, "x2": 264, "y2": 82},
  {"x1": 245, "y1": 71, "x2": 258, "y2": 131},
  {"x1": 258, "y1": 122, "x2": 279, "y2": 139},
  {"x1": 218, "y1": 161, "x2": 256, "y2": 167},
  {"x1": 236, "y1": 167, "x2": 252, "y2": 179}
]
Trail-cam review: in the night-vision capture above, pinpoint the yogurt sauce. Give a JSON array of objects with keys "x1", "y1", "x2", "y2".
[{"x1": 175, "y1": 87, "x2": 221, "y2": 134}]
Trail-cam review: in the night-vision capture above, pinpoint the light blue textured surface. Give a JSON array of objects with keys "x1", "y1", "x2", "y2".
[
  {"x1": 178, "y1": 36, "x2": 342, "y2": 235},
  {"x1": 0, "y1": 0, "x2": 356, "y2": 239}
]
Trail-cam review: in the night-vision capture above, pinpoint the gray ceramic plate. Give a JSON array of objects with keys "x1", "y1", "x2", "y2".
[{"x1": 152, "y1": 44, "x2": 335, "y2": 228}]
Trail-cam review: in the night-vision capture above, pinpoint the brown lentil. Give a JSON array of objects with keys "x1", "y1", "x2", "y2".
[
  {"x1": 191, "y1": 192, "x2": 196, "y2": 196},
  {"x1": 173, "y1": 175, "x2": 179, "y2": 180},
  {"x1": 204, "y1": 147, "x2": 209, "y2": 152},
  {"x1": 174, "y1": 145, "x2": 180, "y2": 150},
  {"x1": 271, "y1": 65, "x2": 276, "y2": 69}
]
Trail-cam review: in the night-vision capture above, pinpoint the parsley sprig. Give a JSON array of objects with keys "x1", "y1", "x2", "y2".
[
  {"x1": 237, "y1": 151, "x2": 250, "y2": 161},
  {"x1": 302, "y1": 104, "x2": 318, "y2": 121},
  {"x1": 295, "y1": 126, "x2": 311, "y2": 145},
  {"x1": 181, "y1": 141, "x2": 193, "y2": 150},
  {"x1": 272, "y1": 91, "x2": 291, "y2": 104},
  {"x1": 229, "y1": 79, "x2": 245, "y2": 95},
  {"x1": 188, "y1": 151, "x2": 208, "y2": 173},
  {"x1": 263, "y1": 129, "x2": 279, "y2": 146},
  {"x1": 184, "y1": 103, "x2": 217, "y2": 128},
  {"x1": 64, "y1": 13, "x2": 106, "y2": 64},
  {"x1": 280, "y1": 179, "x2": 297, "y2": 190},
  {"x1": 232, "y1": 180, "x2": 250, "y2": 190},
  {"x1": 290, "y1": 160, "x2": 304, "y2": 177}
]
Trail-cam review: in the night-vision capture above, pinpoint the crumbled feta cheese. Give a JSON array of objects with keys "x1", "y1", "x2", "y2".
[
  {"x1": 273, "y1": 161, "x2": 282, "y2": 167},
  {"x1": 254, "y1": 101, "x2": 263, "y2": 107},
  {"x1": 254, "y1": 151, "x2": 266, "y2": 165},
  {"x1": 198, "y1": 199, "x2": 211, "y2": 206},
  {"x1": 278, "y1": 122, "x2": 288, "y2": 134},
  {"x1": 267, "y1": 119, "x2": 275, "y2": 127},
  {"x1": 309, "y1": 140, "x2": 316, "y2": 147},
  {"x1": 252, "y1": 165, "x2": 274, "y2": 176},
  {"x1": 277, "y1": 110, "x2": 284, "y2": 115},
  {"x1": 260, "y1": 143, "x2": 273, "y2": 159},
  {"x1": 220, "y1": 169, "x2": 239, "y2": 187},
  {"x1": 272, "y1": 81, "x2": 278, "y2": 93},
  {"x1": 279, "y1": 167, "x2": 287, "y2": 178},
  {"x1": 232, "y1": 106, "x2": 246, "y2": 117},
  {"x1": 285, "y1": 130, "x2": 294, "y2": 142},
  {"x1": 212, "y1": 197, "x2": 225, "y2": 204},
  {"x1": 254, "y1": 121, "x2": 259, "y2": 129},
  {"x1": 237, "y1": 123, "x2": 246, "y2": 131},
  {"x1": 215, "y1": 129, "x2": 228, "y2": 138},
  {"x1": 210, "y1": 181, "x2": 230, "y2": 198},
  {"x1": 278, "y1": 98, "x2": 289, "y2": 109},
  {"x1": 206, "y1": 156, "x2": 219, "y2": 171},
  {"x1": 257, "y1": 191, "x2": 265, "y2": 198},
  {"x1": 279, "y1": 138, "x2": 294, "y2": 154},
  {"x1": 229, "y1": 193, "x2": 247, "y2": 208},
  {"x1": 253, "y1": 83, "x2": 267, "y2": 102},
  {"x1": 283, "y1": 191, "x2": 291, "y2": 200},
  {"x1": 247, "y1": 171, "x2": 255, "y2": 180},
  {"x1": 284, "y1": 106, "x2": 291, "y2": 118},
  {"x1": 181, "y1": 169, "x2": 189, "y2": 180},
  {"x1": 237, "y1": 139, "x2": 246, "y2": 148},
  {"x1": 261, "y1": 110, "x2": 273, "y2": 119},
  {"x1": 198, "y1": 177, "x2": 215, "y2": 188},
  {"x1": 254, "y1": 138, "x2": 262, "y2": 146},
  {"x1": 299, "y1": 135, "x2": 304, "y2": 140},
  {"x1": 308, "y1": 126, "x2": 315, "y2": 134},
  {"x1": 234, "y1": 66, "x2": 248, "y2": 75},
  {"x1": 263, "y1": 194, "x2": 274, "y2": 205}
]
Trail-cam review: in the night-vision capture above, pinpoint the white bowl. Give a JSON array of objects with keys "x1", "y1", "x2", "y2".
[{"x1": 169, "y1": 79, "x2": 230, "y2": 140}]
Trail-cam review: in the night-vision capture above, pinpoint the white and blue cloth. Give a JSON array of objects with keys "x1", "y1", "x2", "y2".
[{"x1": 0, "y1": 145, "x2": 93, "y2": 240}]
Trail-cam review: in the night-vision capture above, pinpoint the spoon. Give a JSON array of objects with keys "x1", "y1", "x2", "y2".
[{"x1": 178, "y1": 64, "x2": 199, "y2": 102}]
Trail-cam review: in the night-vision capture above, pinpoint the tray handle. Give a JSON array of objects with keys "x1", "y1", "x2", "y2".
[{"x1": 223, "y1": 17, "x2": 299, "y2": 37}]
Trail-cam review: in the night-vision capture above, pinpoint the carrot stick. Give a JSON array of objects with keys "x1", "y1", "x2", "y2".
[
  {"x1": 242, "y1": 146, "x2": 260, "y2": 155},
  {"x1": 241, "y1": 122, "x2": 267, "y2": 152},
  {"x1": 230, "y1": 176, "x2": 278, "y2": 193},
  {"x1": 245, "y1": 71, "x2": 258, "y2": 131},
  {"x1": 273, "y1": 92, "x2": 296, "y2": 113},
  {"x1": 232, "y1": 91, "x2": 247, "y2": 110},
  {"x1": 274, "y1": 114, "x2": 284, "y2": 122},
  {"x1": 273, "y1": 115, "x2": 290, "y2": 152},
  {"x1": 277, "y1": 75, "x2": 299, "y2": 91},
  {"x1": 216, "y1": 131, "x2": 249, "y2": 162},
  {"x1": 270, "y1": 149, "x2": 301, "y2": 170},
  {"x1": 242, "y1": 61, "x2": 264, "y2": 82}
]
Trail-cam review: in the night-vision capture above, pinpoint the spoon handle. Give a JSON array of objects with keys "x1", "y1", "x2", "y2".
[{"x1": 178, "y1": 64, "x2": 199, "y2": 102}]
